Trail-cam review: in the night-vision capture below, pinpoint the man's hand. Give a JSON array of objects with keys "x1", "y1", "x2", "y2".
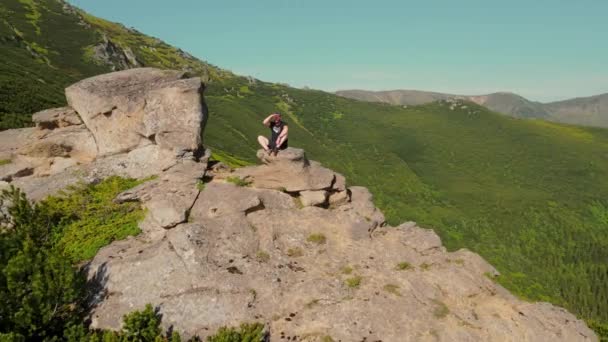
[{"x1": 263, "y1": 114, "x2": 276, "y2": 127}]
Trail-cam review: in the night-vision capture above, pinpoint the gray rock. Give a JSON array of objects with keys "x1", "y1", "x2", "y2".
[
  {"x1": 32, "y1": 107, "x2": 82, "y2": 129},
  {"x1": 0, "y1": 127, "x2": 35, "y2": 160},
  {"x1": 299, "y1": 190, "x2": 327, "y2": 207},
  {"x1": 328, "y1": 190, "x2": 350, "y2": 206},
  {"x1": 346, "y1": 186, "x2": 386, "y2": 228},
  {"x1": 114, "y1": 161, "x2": 206, "y2": 228},
  {"x1": 65, "y1": 68, "x2": 206, "y2": 157},
  {"x1": 233, "y1": 148, "x2": 336, "y2": 192}
]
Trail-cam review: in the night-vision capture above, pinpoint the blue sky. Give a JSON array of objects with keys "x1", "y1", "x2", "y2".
[{"x1": 69, "y1": 0, "x2": 607, "y2": 102}]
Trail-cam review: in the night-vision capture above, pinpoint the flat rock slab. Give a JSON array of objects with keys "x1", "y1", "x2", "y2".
[
  {"x1": 233, "y1": 151, "x2": 337, "y2": 193},
  {"x1": 115, "y1": 161, "x2": 207, "y2": 228},
  {"x1": 32, "y1": 107, "x2": 82, "y2": 129},
  {"x1": 0, "y1": 127, "x2": 35, "y2": 160}
]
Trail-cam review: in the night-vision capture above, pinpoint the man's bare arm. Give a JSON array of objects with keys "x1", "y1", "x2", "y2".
[
  {"x1": 276, "y1": 125, "x2": 288, "y2": 146},
  {"x1": 263, "y1": 114, "x2": 275, "y2": 127}
]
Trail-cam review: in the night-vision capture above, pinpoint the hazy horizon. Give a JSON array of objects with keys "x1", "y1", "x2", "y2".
[{"x1": 69, "y1": 0, "x2": 608, "y2": 102}]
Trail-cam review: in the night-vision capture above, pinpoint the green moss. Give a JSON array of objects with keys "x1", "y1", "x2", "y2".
[
  {"x1": 287, "y1": 247, "x2": 304, "y2": 257},
  {"x1": 0, "y1": 159, "x2": 11, "y2": 166},
  {"x1": 345, "y1": 275, "x2": 362, "y2": 288},
  {"x1": 226, "y1": 176, "x2": 252, "y2": 187},
  {"x1": 43, "y1": 176, "x2": 147, "y2": 262},
  {"x1": 256, "y1": 250, "x2": 270, "y2": 263},
  {"x1": 383, "y1": 284, "x2": 401, "y2": 296},
  {"x1": 396, "y1": 262, "x2": 412, "y2": 271},
  {"x1": 432, "y1": 300, "x2": 450, "y2": 318},
  {"x1": 322, "y1": 336, "x2": 335, "y2": 342},
  {"x1": 196, "y1": 180, "x2": 206, "y2": 191},
  {"x1": 341, "y1": 266, "x2": 353, "y2": 275},
  {"x1": 420, "y1": 263, "x2": 432, "y2": 271},
  {"x1": 307, "y1": 233, "x2": 327, "y2": 245}
]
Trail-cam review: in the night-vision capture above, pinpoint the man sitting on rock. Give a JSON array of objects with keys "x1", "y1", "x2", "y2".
[{"x1": 257, "y1": 113, "x2": 288, "y2": 156}]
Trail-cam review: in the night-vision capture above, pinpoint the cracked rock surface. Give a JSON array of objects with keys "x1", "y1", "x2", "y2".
[{"x1": 86, "y1": 150, "x2": 596, "y2": 342}]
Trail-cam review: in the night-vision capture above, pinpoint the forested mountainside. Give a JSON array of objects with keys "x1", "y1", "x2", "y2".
[
  {"x1": 1, "y1": 0, "x2": 607, "y2": 336},
  {"x1": 337, "y1": 89, "x2": 608, "y2": 127}
]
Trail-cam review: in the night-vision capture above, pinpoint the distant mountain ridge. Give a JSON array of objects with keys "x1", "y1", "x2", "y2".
[{"x1": 336, "y1": 89, "x2": 608, "y2": 127}]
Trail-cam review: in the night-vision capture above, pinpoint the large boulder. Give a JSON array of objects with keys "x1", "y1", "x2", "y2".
[
  {"x1": 232, "y1": 148, "x2": 337, "y2": 192},
  {"x1": 65, "y1": 68, "x2": 206, "y2": 157},
  {"x1": 0, "y1": 68, "x2": 210, "y2": 201}
]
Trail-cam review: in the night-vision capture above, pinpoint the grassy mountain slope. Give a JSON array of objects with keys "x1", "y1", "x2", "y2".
[
  {"x1": 1, "y1": 0, "x2": 608, "y2": 333},
  {"x1": 337, "y1": 89, "x2": 608, "y2": 127}
]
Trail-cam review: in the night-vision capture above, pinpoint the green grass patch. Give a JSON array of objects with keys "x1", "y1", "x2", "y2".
[
  {"x1": 396, "y1": 262, "x2": 413, "y2": 271},
  {"x1": 287, "y1": 247, "x2": 304, "y2": 257},
  {"x1": 345, "y1": 275, "x2": 362, "y2": 288},
  {"x1": 432, "y1": 300, "x2": 450, "y2": 318},
  {"x1": 225, "y1": 176, "x2": 252, "y2": 187},
  {"x1": 307, "y1": 233, "x2": 327, "y2": 244},
  {"x1": 0, "y1": 159, "x2": 11, "y2": 166},
  {"x1": 383, "y1": 284, "x2": 401, "y2": 296},
  {"x1": 341, "y1": 266, "x2": 353, "y2": 275},
  {"x1": 43, "y1": 176, "x2": 147, "y2": 262},
  {"x1": 420, "y1": 262, "x2": 432, "y2": 271},
  {"x1": 210, "y1": 149, "x2": 252, "y2": 168}
]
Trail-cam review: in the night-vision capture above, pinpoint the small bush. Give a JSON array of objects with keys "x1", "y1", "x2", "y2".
[
  {"x1": 121, "y1": 304, "x2": 162, "y2": 341},
  {"x1": 322, "y1": 336, "x2": 335, "y2": 342},
  {"x1": 226, "y1": 176, "x2": 251, "y2": 187},
  {"x1": 206, "y1": 323, "x2": 266, "y2": 342},
  {"x1": 396, "y1": 262, "x2": 412, "y2": 271},
  {"x1": 345, "y1": 275, "x2": 362, "y2": 288},
  {"x1": 307, "y1": 233, "x2": 326, "y2": 244}
]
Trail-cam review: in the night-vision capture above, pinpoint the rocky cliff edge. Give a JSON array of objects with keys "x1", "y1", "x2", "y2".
[{"x1": 0, "y1": 68, "x2": 597, "y2": 342}]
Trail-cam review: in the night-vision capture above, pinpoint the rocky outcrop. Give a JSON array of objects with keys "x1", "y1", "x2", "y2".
[
  {"x1": 90, "y1": 34, "x2": 142, "y2": 71},
  {"x1": 0, "y1": 68, "x2": 208, "y2": 200},
  {"x1": 0, "y1": 68, "x2": 597, "y2": 341},
  {"x1": 85, "y1": 150, "x2": 595, "y2": 341}
]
